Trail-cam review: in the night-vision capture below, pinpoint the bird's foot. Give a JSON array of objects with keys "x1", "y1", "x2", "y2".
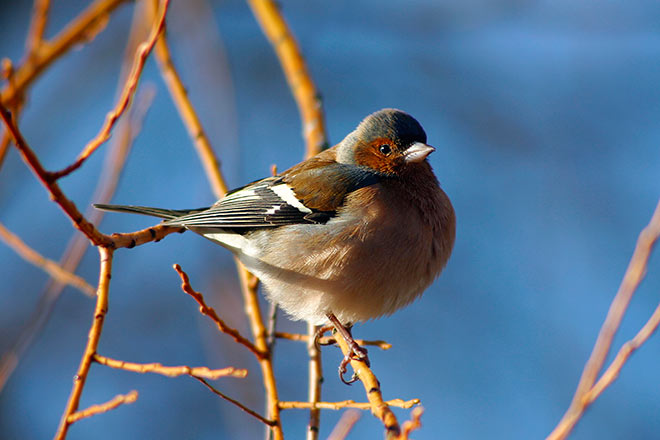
[{"x1": 325, "y1": 313, "x2": 371, "y2": 385}]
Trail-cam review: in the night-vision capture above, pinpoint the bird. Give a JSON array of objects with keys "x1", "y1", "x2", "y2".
[{"x1": 95, "y1": 108, "x2": 456, "y2": 383}]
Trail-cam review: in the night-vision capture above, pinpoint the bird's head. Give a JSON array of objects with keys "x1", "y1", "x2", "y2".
[{"x1": 337, "y1": 109, "x2": 434, "y2": 176}]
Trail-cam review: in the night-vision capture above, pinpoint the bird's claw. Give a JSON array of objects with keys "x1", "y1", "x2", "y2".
[{"x1": 338, "y1": 344, "x2": 370, "y2": 385}]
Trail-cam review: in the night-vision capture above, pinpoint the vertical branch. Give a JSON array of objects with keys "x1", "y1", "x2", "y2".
[
  {"x1": 147, "y1": 0, "x2": 227, "y2": 198},
  {"x1": 54, "y1": 246, "x2": 114, "y2": 440},
  {"x1": 307, "y1": 323, "x2": 322, "y2": 440},
  {"x1": 246, "y1": 0, "x2": 328, "y2": 157},
  {"x1": 25, "y1": 0, "x2": 51, "y2": 57},
  {"x1": 237, "y1": 263, "x2": 284, "y2": 440}
]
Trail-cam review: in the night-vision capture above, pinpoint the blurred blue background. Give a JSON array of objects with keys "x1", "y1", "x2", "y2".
[{"x1": 1, "y1": 0, "x2": 660, "y2": 438}]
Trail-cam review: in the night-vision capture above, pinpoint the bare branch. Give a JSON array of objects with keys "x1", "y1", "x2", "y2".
[
  {"x1": 66, "y1": 390, "x2": 138, "y2": 424},
  {"x1": 548, "y1": 198, "x2": 660, "y2": 440},
  {"x1": 0, "y1": 222, "x2": 95, "y2": 297}
]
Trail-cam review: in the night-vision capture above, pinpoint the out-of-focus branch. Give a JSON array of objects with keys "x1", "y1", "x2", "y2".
[
  {"x1": 54, "y1": 246, "x2": 114, "y2": 440},
  {"x1": 327, "y1": 410, "x2": 361, "y2": 440},
  {"x1": 1, "y1": 0, "x2": 131, "y2": 107},
  {"x1": 0, "y1": 222, "x2": 95, "y2": 297},
  {"x1": 25, "y1": 0, "x2": 51, "y2": 58},
  {"x1": 49, "y1": 0, "x2": 170, "y2": 180},
  {"x1": 147, "y1": 0, "x2": 227, "y2": 197},
  {"x1": 548, "y1": 198, "x2": 660, "y2": 440},
  {"x1": 398, "y1": 407, "x2": 424, "y2": 440},
  {"x1": 66, "y1": 390, "x2": 138, "y2": 424},
  {"x1": 93, "y1": 354, "x2": 247, "y2": 379},
  {"x1": 333, "y1": 335, "x2": 403, "y2": 437},
  {"x1": 279, "y1": 398, "x2": 420, "y2": 410},
  {"x1": 247, "y1": 0, "x2": 327, "y2": 157}
]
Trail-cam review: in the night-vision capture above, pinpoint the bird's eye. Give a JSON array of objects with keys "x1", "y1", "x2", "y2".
[{"x1": 378, "y1": 144, "x2": 392, "y2": 156}]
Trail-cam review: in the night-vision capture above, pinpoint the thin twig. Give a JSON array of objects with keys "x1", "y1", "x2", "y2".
[
  {"x1": 25, "y1": 0, "x2": 51, "y2": 58},
  {"x1": 547, "y1": 198, "x2": 660, "y2": 440},
  {"x1": 398, "y1": 406, "x2": 424, "y2": 440},
  {"x1": 327, "y1": 410, "x2": 362, "y2": 440},
  {"x1": 93, "y1": 353, "x2": 248, "y2": 379},
  {"x1": 194, "y1": 377, "x2": 276, "y2": 427},
  {"x1": 54, "y1": 246, "x2": 114, "y2": 440},
  {"x1": 49, "y1": 0, "x2": 170, "y2": 180},
  {"x1": 66, "y1": 390, "x2": 138, "y2": 424},
  {"x1": 173, "y1": 264, "x2": 264, "y2": 358},
  {"x1": 585, "y1": 300, "x2": 660, "y2": 403},
  {"x1": 247, "y1": 0, "x2": 327, "y2": 157},
  {"x1": 275, "y1": 331, "x2": 392, "y2": 350},
  {"x1": 279, "y1": 399, "x2": 420, "y2": 410},
  {"x1": 0, "y1": 86, "x2": 155, "y2": 392},
  {"x1": 0, "y1": 222, "x2": 95, "y2": 296},
  {"x1": 1, "y1": 0, "x2": 131, "y2": 107}
]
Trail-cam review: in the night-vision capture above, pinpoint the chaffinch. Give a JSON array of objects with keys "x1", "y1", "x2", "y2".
[{"x1": 96, "y1": 108, "x2": 455, "y2": 382}]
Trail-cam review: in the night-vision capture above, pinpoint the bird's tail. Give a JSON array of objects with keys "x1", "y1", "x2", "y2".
[{"x1": 93, "y1": 204, "x2": 207, "y2": 221}]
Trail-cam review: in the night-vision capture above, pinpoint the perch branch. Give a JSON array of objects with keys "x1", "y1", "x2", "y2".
[
  {"x1": 333, "y1": 334, "x2": 403, "y2": 437},
  {"x1": 279, "y1": 398, "x2": 420, "y2": 410},
  {"x1": 275, "y1": 331, "x2": 392, "y2": 350}
]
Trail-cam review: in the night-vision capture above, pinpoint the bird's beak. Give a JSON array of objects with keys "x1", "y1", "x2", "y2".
[{"x1": 403, "y1": 142, "x2": 435, "y2": 163}]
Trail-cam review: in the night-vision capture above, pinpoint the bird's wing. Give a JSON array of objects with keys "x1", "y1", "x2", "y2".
[{"x1": 165, "y1": 155, "x2": 380, "y2": 229}]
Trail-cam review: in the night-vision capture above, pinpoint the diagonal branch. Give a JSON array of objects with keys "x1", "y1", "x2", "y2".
[
  {"x1": 173, "y1": 264, "x2": 264, "y2": 359},
  {"x1": 547, "y1": 198, "x2": 660, "y2": 440},
  {"x1": 48, "y1": 0, "x2": 171, "y2": 180},
  {"x1": 246, "y1": 0, "x2": 327, "y2": 157},
  {"x1": 66, "y1": 390, "x2": 138, "y2": 424},
  {"x1": 54, "y1": 246, "x2": 114, "y2": 440},
  {"x1": 0, "y1": 222, "x2": 95, "y2": 297}
]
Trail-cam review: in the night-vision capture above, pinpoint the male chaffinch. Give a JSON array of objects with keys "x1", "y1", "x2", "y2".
[{"x1": 96, "y1": 108, "x2": 456, "y2": 382}]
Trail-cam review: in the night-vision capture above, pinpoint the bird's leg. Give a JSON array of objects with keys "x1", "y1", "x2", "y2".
[{"x1": 325, "y1": 313, "x2": 370, "y2": 385}]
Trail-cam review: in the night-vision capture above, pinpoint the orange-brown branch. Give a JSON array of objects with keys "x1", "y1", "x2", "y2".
[
  {"x1": 66, "y1": 390, "x2": 138, "y2": 424},
  {"x1": 333, "y1": 335, "x2": 403, "y2": 437},
  {"x1": 0, "y1": 222, "x2": 95, "y2": 297},
  {"x1": 93, "y1": 354, "x2": 248, "y2": 380},
  {"x1": 49, "y1": 0, "x2": 170, "y2": 180},
  {"x1": 54, "y1": 246, "x2": 114, "y2": 440},
  {"x1": 247, "y1": 0, "x2": 327, "y2": 157},
  {"x1": 173, "y1": 264, "x2": 264, "y2": 359}
]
